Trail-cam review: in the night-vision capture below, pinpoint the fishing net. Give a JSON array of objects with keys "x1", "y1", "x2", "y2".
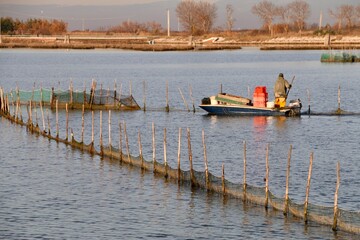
[
  {"x1": 321, "y1": 53, "x2": 360, "y2": 63},
  {"x1": 7, "y1": 88, "x2": 140, "y2": 110},
  {"x1": 8, "y1": 89, "x2": 52, "y2": 104},
  {"x1": 98, "y1": 138, "x2": 360, "y2": 234}
]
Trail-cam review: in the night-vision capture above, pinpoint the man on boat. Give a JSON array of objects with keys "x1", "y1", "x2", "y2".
[{"x1": 274, "y1": 73, "x2": 291, "y2": 108}]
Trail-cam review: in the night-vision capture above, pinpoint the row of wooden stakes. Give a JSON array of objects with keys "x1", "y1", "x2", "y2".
[{"x1": 0, "y1": 89, "x2": 348, "y2": 233}]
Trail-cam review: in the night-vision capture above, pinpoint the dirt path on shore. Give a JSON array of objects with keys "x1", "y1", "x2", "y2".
[{"x1": 1, "y1": 34, "x2": 360, "y2": 51}]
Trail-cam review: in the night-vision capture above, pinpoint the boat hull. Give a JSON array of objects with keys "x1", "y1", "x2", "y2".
[{"x1": 199, "y1": 104, "x2": 300, "y2": 116}]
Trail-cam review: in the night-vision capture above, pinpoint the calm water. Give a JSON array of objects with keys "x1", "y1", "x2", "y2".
[{"x1": 1, "y1": 49, "x2": 360, "y2": 239}]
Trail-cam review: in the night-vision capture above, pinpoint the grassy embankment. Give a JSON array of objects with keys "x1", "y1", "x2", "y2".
[{"x1": 1, "y1": 30, "x2": 360, "y2": 51}]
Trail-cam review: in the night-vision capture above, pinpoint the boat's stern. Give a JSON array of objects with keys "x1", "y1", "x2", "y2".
[{"x1": 285, "y1": 99, "x2": 302, "y2": 116}]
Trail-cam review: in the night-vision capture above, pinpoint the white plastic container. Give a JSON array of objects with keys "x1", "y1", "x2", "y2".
[{"x1": 266, "y1": 101, "x2": 274, "y2": 108}]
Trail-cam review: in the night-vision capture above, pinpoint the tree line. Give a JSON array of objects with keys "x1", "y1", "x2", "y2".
[
  {"x1": 0, "y1": 17, "x2": 67, "y2": 35},
  {"x1": 1, "y1": 1, "x2": 360, "y2": 36},
  {"x1": 251, "y1": 0, "x2": 360, "y2": 36}
]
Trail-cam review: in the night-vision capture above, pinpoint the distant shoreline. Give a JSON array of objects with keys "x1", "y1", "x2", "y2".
[{"x1": 1, "y1": 34, "x2": 360, "y2": 51}]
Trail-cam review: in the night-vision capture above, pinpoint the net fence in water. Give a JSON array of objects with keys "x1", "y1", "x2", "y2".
[
  {"x1": 8, "y1": 88, "x2": 53, "y2": 103},
  {"x1": 7, "y1": 88, "x2": 140, "y2": 110},
  {"x1": 0, "y1": 98, "x2": 360, "y2": 235},
  {"x1": 321, "y1": 52, "x2": 360, "y2": 63},
  {"x1": 99, "y1": 144, "x2": 360, "y2": 235}
]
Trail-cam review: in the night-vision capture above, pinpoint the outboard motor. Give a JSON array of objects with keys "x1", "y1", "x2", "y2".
[
  {"x1": 289, "y1": 99, "x2": 302, "y2": 109},
  {"x1": 287, "y1": 99, "x2": 302, "y2": 116},
  {"x1": 201, "y1": 97, "x2": 211, "y2": 105}
]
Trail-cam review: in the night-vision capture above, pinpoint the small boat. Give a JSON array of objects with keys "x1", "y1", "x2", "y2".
[{"x1": 199, "y1": 88, "x2": 302, "y2": 117}]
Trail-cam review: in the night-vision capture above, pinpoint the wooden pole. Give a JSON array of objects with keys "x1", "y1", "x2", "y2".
[
  {"x1": 165, "y1": 81, "x2": 169, "y2": 112},
  {"x1": 243, "y1": 141, "x2": 247, "y2": 201},
  {"x1": 15, "y1": 97, "x2": 18, "y2": 120},
  {"x1": 265, "y1": 143, "x2": 270, "y2": 209},
  {"x1": 177, "y1": 127, "x2": 181, "y2": 182},
  {"x1": 178, "y1": 88, "x2": 189, "y2": 112},
  {"x1": 163, "y1": 127, "x2": 168, "y2": 178},
  {"x1": 1, "y1": 88, "x2": 3, "y2": 112},
  {"x1": 129, "y1": 80, "x2": 132, "y2": 96},
  {"x1": 83, "y1": 81, "x2": 86, "y2": 105},
  {"x1": 0, "y1": 88, "x2": 3, "y2": 112},
  {"x1": 29, "y1": 100, "x2": 32, "y2": 125},
  {"x1": 307, "y1": 89, "x2": 311, "y2": 115},
  {"x1": 14, "y1": 90, "x2": 18, "y2": 120},
  {"x1": 19, "y1": 98, "x2": 23, "y2": 122},
  {"x1": 17, "y1": 88, "x2": 21, "y2": 121},
  {"x1": 81, "y1": 104, "x2": 85, "y2": 143},
  {"x1": 14, "y1": 95, "x2": 18, "y2": 119},
  {"x1": 66, "y1": 103, "x2": 69, "y2": 141},
  {"x1": 56, "y1": 99, "x2": 59, "y2": 138},
  {"x1": 152, "y1": 122, "x2": 156, "y2": 172},
  {"x1": 100, "y1": 83, "x2": 103, "y2": 105},
  {"x1": 167, "y1": 9, "x2": 170, "y2": 37},
  {"x1": 337, "y1": 84, "x2": 341, "y2": 113},
  {"x1": 7, "y1": 95, "x2": 10, "y2": 115},
  {"x1": 187, "y1": 128, "x2": 194, "y2": 186},
  {"x1": 114, "y1": 79, "x2": 117, "y2": 107},
  {"x1": 34, "y1": 101, "x2": 38, "y2": 126},
  {"x1": 91, "y1": 111, "x2": 94, "y2": 144},
  {"x1": 332, "y1": 161, "x2": 340, "y2": 231},
  {"x1": 108, "y1": 110, "x2": 112, "y2": 154},
  {"x1": 124, "y1": 121, "x2": 131, "y2": 164},
  {"x1": 189, "y1": 85, "x2": 195, "y2": 113},
  {"x1": 202, "y1": 129, "x2": 209, "y2": 189},
  {"x1": 106, "y1": 87, "x2": 110, "y2": 106},
  {"x1": 2, "y1": 88, "x2": 5, "y2": 113},
  {"x1": 284, "y1": 144, "x2": 292, "y2": 216},
  {"x1": 90, "y1": 79, "x2": 96, "y2": 109},
  {"x1": 119, "y1": 122, "x2": 123, "y2": 161},
  {"x1": 304, "y1": 152, "x2": 314, "y2": 223},
  {"x1": 138, "y1": 130, "x2": 143, "y2": 169},
  {"x1": 70, "y1": 128, "x2": 74, "y2": 142},
  {"x1": 46, "y1": 109, "x2": 51, "y2": 136},
  {"x1": 143, "y1": 80, "x2": 146, "y2": 111},
  {"x1": 99, "y1": 111, "x2": 103, "y2": 154},
  {"x1": 16, "y1": 95, "x2": 21, "y2": 120},
  {"x1": 222, "y1": 163, "x2": 225, "y2": 194},
  {"x1": 70, "y1": 80, "x2": 73, "y2": 105},
  {"x1": 9, "y1": 91, "x2": 14, "y2": 116},
  {"x1": 40, "y1": 92, "x2": 45, "y2": 132}
]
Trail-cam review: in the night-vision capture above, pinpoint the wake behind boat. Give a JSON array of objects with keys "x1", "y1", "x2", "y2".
[{"x1": 199, "y1": 86, "x2": 302, "y2": 116}]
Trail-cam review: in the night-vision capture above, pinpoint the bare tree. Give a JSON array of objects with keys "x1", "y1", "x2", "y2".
[
  {"x1": 146, "y1": 21, "x2": 163, "y2": 34},
  {"x1": 342, "y1": 5, "x2": 355, "y2": 29},
  {"x1": 277, "y1": 5, "x2": 292, "y2": 33},
  {"x1": 329, "y1": 4, "x2": 358, "y2": 30},
  {"x1": 329, "y1": 8, "x2": 344, "y2": 30},
  {"x1": 195, "y1": 1, "x2": 217, "y2": 34},
  {"x1": 251, "y1": 0, "x2": 278, "y2": 35},
  {"x1": 176, "y1": 0, "x2": 217, "y2": 35},
  {"x1": 226, "y1": 4, "x2": 236, "y2": 32},
  {"x1": 356, "y1": 5, "x2": 360, "y2": 17},
  {"x1": 288, "y1": 0, "x2": 310, "y2": 33},
  {"x1": 176, "y1": 0, "x2": 197, "y2": 34}
]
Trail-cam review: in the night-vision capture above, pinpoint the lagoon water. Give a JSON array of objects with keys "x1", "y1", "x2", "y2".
[{"x1": 1, "y1": 48, "x2": 360, "y2": 239}]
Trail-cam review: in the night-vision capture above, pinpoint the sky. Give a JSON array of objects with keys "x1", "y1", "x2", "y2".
[
  {"x1": 1, "y1": 0, "x2": 359, "y2": 31},
  {"x1": 0, "y1": 0, "x2": 164, "y2": 5}
]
